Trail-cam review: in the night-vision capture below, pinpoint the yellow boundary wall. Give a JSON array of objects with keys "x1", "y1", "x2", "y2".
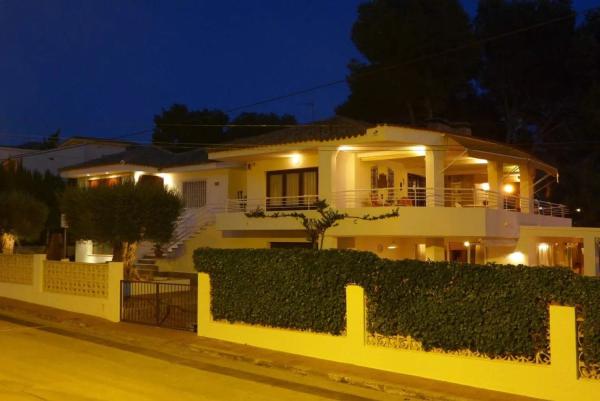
[
  {"x1": 198, "y1": 272, "x2": 600, "y2": 401},
  {"x1": 0, "y1": 255, "x2": 122, "y2": 322}
]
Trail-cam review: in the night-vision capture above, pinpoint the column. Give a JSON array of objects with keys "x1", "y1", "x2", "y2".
[
  {"x1": 318, "y1": 149, "x2": 337, "y2": 206},
  {"x1": 486, "y1": 160, "x2": 503, "y2": 209},
  {"x1": 425, "y1": 238, "x2": 445, "y2": 261},
  {"x1": 425, "y1": 148, "x2": 444, "y2": 207},
  {"x1": 583, "y1": 236, "x2": 598, "y2": 277},
  {"x1": 519, "y1": 163, "x2": 534, "y2": 214}
]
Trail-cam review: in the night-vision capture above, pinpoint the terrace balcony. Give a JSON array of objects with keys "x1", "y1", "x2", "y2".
[
  {"x1": 215, "y1": 189, "x2": 570, "y2": 239},
  {"x1": 221, "y1": 188, "x2": 569, "y2": 217}
]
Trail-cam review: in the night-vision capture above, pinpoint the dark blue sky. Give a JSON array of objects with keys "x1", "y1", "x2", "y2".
[{"x1": 0, "y1": 1, "x2": 596, "y2": 145}]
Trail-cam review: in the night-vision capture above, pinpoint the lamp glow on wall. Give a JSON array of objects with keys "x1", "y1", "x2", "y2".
[
  {"x1": 134, "y1": 171, "x2": 145, "y2": 183},
  {"x1": 508, "y1": 251, "x2": 525, "y2": 265},
  {"x1": 481, "y1": 182, "x2": 490, "y2": 191},
  {"x1": 503, "y1": 183, "x2": 515, "y2": 194},
  {"x1": 157, "y1": 173, "x2": 174, "y2": 190},
  {"x1": 290, "y1": 153, "x2": 302, "y2": 166},
  {"x1": 409, "y1": 145, "x2": 426, "y2": 156}
]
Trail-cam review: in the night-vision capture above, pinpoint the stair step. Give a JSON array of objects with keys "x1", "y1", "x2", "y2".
[{"x1": 135, "y1": 264, "x2": 159, "y2": 272}]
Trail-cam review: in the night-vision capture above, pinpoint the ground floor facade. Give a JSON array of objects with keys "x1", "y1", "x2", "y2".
[{"x1": 152, "y1": 222, "x2": 600, "y2": 278}]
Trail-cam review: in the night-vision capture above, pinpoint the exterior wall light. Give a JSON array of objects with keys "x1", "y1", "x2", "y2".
[
  {"x1": 338, "y1": 145, "x2": 353, "y2": 151},
  {"x1": 290, "y1": 153, "x2": 302, "y2": 166},
  {"x1": 538, "y1": 243, "x2": 550, "y2": 251},
  {"x1": 576, "y1": 208, "x2": 581, "y2": 213},
  {"x1": 133, "y1": 171, "x2": 145, "y2": 183},
  {"x1": 481, "y1": 182, "x2": 490, "y2": 191},
  {"x1": 387, "y1": 242, "x2": 397, "y2": 250},
  {"x1": 503, "y1": 183, "x2": 515, "y2": 194},
  {"x1": 507, "y1": 251, "x2": 525, "y2": 264},
  {"x1": 464, "y1": 241, "x2": 470, "y2": 247}
]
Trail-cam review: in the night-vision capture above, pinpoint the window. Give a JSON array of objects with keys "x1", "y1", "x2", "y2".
[
  {"x1": 407, "y1": 173, "x2": 426, "y2": 207},
  {"x1": 370, "y1": 166, "x2": 378, "y2": 189},
  {"x1": 183, "y1": 181, "x2": 207, "y2": 208},
  {"x1": 387, "y1": 168, "x2": 395, "y2": 201},
  {"x1": 88, "y1": 176, "x2": 123, "y2": 188},
  {"x1": 266, "y1": 167, "x2": 318, "y2": 210}
]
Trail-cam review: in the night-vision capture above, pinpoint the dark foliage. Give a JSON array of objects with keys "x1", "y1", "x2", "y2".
[
  {"x1": 195, "y1": 248, "x2": 600, "y2": 364},
  {"x1": 0, "y1": 164, "x2": 64, "y2": 232}
]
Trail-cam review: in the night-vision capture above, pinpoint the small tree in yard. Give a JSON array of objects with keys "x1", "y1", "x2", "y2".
[
  {"x1": 0, "y1": 191, "x2": 48, "y2": 254},
  {"x1": 61, "y1": 181, "x2": 182, "y2": 277},
  {"x1": 246, "y1": 199, "x2": 399, "y2": 249}
]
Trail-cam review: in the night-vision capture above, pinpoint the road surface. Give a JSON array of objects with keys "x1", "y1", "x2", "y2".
[{"x1": 0, "y1": 318, "x2": 417, "y2": 401}]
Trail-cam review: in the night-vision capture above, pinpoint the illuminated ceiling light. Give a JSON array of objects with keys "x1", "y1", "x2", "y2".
[
  {"x1": 338, "y1": 145, "x2": 353, "y2": 151},
  {"x1": 576, "y1": 208, "x2": 582, "y2": 213},
  {"x1": 538, "y1": 243, "x2": 549, "y2": 251},
  {"x1": 464, "y1": 241, "x2": 470, "y2": 247},
  {"x1": 290, "y1": 153, "x2": 302, "y2": 166},
  {"x1": 481, "y1": 182, "x2": 490, "y2": 191},
  {"x1": 503, "y1": 184, "x2": 515, "y2": 194},
  {"x1": 409, "y1": 145, "x2": 426, "y2": 156}
]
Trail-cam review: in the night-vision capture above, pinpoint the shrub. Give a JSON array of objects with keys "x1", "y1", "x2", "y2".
[{"x1": 194, "y1": 248, "x2": 600, "y2": 364}]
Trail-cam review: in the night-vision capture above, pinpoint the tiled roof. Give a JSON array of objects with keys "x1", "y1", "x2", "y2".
[
  {"x1": 219, "y1": 116, "x2": 374, "y2": 148},
  {"x1": 60, "y1": 146, "x2": 209, "y2": 171}
]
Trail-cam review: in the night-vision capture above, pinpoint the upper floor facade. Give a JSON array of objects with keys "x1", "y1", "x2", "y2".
[{"x1": 60, "y1": 118, "x2": 571, "y2": 241}]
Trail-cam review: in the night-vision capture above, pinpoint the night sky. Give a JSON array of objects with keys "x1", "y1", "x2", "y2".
[{"x1": 0, "y1": 0, "x2": 597, "y2": 145}]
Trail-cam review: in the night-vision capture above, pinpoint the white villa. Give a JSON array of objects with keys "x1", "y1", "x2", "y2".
[{"x1": 60, "y1": 117, "x2": 600, "y2": 276}]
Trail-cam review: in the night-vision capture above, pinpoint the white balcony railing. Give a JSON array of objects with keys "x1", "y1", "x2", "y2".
[{"x1": 222, "y1": 188, "x2": 570, "y2": 217}]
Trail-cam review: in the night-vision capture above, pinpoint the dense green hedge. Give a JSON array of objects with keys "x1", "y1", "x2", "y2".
[{"x1": 194, "y1": 248, "x2": 600, "y2": 364}]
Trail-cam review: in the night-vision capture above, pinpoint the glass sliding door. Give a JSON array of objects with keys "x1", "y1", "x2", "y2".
[{"x1": 266, "y1": 167, "x2": 318, "y2": 210}]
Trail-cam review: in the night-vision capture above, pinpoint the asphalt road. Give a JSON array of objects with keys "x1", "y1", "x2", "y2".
[{"x1": 0, "y1": 319, "x2": 413, "y2": 401}]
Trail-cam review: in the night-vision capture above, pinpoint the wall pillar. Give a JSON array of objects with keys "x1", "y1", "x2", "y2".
[
  {"x1": 107, "y1": 262, "x2": 124, "y2": 322},
  {"x1": 519, "y1": 163, "x2": 535, "y2": 214},
  {"x1": 425, "y1": 238, "x2": 445, "y2": 261},
  {"x1": 425, "y1": 148, "x2": 444, "y2": 207},
  {"x1": 346, "y1": 285, "x2": 366, "y2": 349},
  {"x1": 549, "y1": 305, "x2": 578, "y2": 381},
  {"x1": 32, "y1": 254, "x2": 46, "y2": 293},
  {"x1": 486, "y1": 160, "x2": 503, "y2": 209},
  {"x1": 318, "y1": 149, "x2": 337, "y2": 206},
  {"x1": 198, "y1": 273, "x2": 212, "y2": 337},
  {"x1": 583, "y1": 236, "x2": 598, "y2": 277}
]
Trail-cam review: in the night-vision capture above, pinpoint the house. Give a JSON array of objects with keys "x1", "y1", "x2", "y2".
[
  {"x1": 2, "y1": 136, "x2": 133, "y2": 175},
  {"x1": 60, "y1": 117, "x2": 600, "y2": 276}
]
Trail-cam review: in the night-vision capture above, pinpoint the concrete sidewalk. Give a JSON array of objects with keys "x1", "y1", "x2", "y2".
[{"x1": 0, "y1": 297, "x2": 542, "y2": 401}]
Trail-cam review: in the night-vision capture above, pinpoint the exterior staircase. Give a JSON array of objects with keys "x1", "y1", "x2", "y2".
[
  {"x1": 163, "y1": 207, "x2": 216, "y2": 258},
  {"x1": 133, "y1": 207, "x2": 216, "y2": 277}
]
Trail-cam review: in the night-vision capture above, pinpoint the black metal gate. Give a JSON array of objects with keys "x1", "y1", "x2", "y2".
[{"x1": 120, "y1": 281, "x2": 197, "y2": 332}]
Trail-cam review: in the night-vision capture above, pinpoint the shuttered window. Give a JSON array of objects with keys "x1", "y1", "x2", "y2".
[{"x1": 182, "y1": 181, "x2": 207, "y2": 208}]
